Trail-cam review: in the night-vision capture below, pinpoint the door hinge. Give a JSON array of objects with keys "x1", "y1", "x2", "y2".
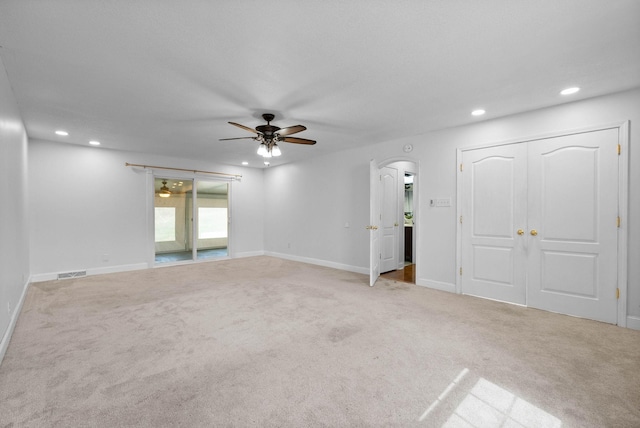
[
  {"x1": 460, "y1": 215, "x2": 463, "y2": 224},
  {"x1": 459, "y1": 163, "x2": 463, "y2": 172},
  {"x1": 616, "y1": 288, "x2": 620, "y2": 299},
  {"x1": 617, "y1": 144, "x2": 621, "y2": 155},
  {"x1": 617, "y1": 216, "x2": 621, "y2": 228},
  {"x1": 459, "y1": 267, "x2": 462, "y2": 276}
]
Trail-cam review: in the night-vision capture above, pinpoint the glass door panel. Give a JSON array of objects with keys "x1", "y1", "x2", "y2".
[
  {"x1": 154, "y1": 178, "x2": 193, "y2": 263},
  {"x1": 195, "y1": 181, "x2": 229, "y2": 259}
]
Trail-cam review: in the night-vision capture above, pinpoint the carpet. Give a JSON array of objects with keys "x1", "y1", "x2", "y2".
[{"x1": 1, "y1": 256, "x2": 639, "y2": 427}]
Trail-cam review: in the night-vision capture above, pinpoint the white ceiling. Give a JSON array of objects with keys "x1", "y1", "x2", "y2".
[{"x1": 1, "y1": 1, "x2": 639, "y2": 168}]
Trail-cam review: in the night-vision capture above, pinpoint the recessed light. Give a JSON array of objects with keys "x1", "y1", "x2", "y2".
[
  {"x1": 89, "y1": 140, "x2": 101, "y2": 146},
  {"x1": 560, "y1": 87, "x2": 580, "y2": 95},
  {"x1": 471, "y1": 109, "x2": 486, "y2": 116},
  {"x1": 242, "y1": 161, "x2": 249, "y2": 166},
  {"x1": 55, "y1": 130, "x2": 69, "y2": 136},
  {"x1": 264, "y1": 161, "x2": 270, "y2": 166}
]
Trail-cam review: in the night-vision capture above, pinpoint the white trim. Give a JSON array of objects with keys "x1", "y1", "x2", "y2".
[
  {"x1": 30, "y1": 263, "x2": 148, "y2": 283},
  {"x1": 617, "y1": 121, "x2": 629, "y2": 327},
  {"x1": 456, "y1": 148, "x2": 463, "y2": 295},
  {"x1": 417, "y1": 278, "x2": 456, "y2": 293},
  {"x1": 146, "y1": 170, "x2": 156, "y2": 267},
  {"x1": 266, "y1": 251, "x2": 368, "y2": 275},
  {"x1": 456, "y1": 121, "x2": 630, "y2": 326},
  {"x1": 626, "y1": 316, "x2": 640, "y2": 331},
  {"x1": 456, "y1": 121, "x2": 629, "y2": 152},
  {"x1": 232, "y1": 250, "x2": 265, "y2": 259},
  {"x1": 0, "y1": 276, "x2": 30, "y2": 365}
]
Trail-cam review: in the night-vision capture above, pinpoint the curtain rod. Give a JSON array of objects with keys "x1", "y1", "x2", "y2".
[{"x1": 125, "y1": 162, "x2": 242, "y2": 179}]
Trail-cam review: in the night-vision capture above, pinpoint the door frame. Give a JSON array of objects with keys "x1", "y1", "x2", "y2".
[
  {"x1": 456, "y1": 121, "x2": 629, "y2": 326},
  {"x1": 147, "y1": 170, "x2": 234, "y2": 267},
  {"x1": 371, "y1": 157, "x2": 420, "y2": 284}
]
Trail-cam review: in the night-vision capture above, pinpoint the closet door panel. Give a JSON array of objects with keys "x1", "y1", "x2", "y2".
[
  {"x1": 527, "y1": 128, "x2": 619, "y2": 323},
  {"x1": 461, "y1": 144, "x2": 527, "y2": 304}
]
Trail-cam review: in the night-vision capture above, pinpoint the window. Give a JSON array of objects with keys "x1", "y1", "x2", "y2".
[
  {"x1": 155, "y1": 207, "x2": 176, "y2": 242},
  {"x1": 198, "y1": 207, "x2": 228, "y2": 239}
]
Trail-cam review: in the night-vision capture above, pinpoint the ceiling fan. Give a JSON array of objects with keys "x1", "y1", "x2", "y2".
[{"x1": 220, "y1": 113, "x2": 316, "y2": 158}]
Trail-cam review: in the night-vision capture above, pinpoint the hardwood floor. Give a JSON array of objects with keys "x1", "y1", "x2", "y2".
[{"x1": 380, "y1": 264, "x2": 415, "y2": 284}]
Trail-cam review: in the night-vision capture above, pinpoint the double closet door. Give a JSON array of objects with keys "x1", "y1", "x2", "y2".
[{"x1": 461, "y1": 128, "x2": 620, "y2": 323}]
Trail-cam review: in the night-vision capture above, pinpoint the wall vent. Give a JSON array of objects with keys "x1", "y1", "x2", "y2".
[{"x1": 57, "y1": 270, "x2": 87, "y2": 280}]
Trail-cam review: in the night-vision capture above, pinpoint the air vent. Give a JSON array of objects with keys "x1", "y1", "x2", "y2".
[{"x1": 57, "y1": 270, "x2": 87, "y2": 280}]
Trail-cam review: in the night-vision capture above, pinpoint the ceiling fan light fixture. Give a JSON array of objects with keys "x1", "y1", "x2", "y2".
[
  {"x1": 271, "y1": 143, "x2": 281, "y2": 157},
  {"x1": 257, "y1": 143, "x2": 268, "y2": 156},
  {"x1": 159, "y1": 180, "x2": 171, "y2": 198}
]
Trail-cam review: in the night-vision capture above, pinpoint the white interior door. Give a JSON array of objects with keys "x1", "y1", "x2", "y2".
[
  {"x1": 461, "y1": 127, "x2": 620, "y2": 323},
  {"x1": 369, "y1": 159, "x2": 381, "y2": 286},
  {"x1": 527, "y1": 128, "x2": 619, "y2": 323},
  {"x1": 380, "y1": 166, "x2": 398, "y2": 273},
  {"x1": 461, "y1": 144, "x2": 528, "y2": 304}
]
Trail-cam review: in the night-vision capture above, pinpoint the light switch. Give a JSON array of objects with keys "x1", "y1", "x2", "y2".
[{"x1": 431, "y1": 198, "x2": 451, "y2": 207}]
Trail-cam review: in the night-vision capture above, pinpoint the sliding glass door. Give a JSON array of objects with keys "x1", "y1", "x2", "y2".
[
  {"x1": 194, "y1": 180, "x2": 229, "y2": 260},
  {"x1": 154, "y1": 177, "x2": 229, "y2": 264}
]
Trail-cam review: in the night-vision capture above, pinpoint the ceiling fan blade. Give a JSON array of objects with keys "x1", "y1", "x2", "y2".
[
  {"x1": 229, "y1": 121, "x2": 261, "y2": 134},
  {"x1": 219, "y1": 137, "x2": 257, "y2": 141},
  {"x1": 281, "y1": 136, "x2": 317, "y2": 145},
  {"x1": 276, "y1": 125, "x2": 306, "y2": 136}
]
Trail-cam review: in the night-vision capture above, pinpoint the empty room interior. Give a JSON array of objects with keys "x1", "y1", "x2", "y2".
[{"x1": 1, "y1": 1, "x2": 639, "y2": 427}]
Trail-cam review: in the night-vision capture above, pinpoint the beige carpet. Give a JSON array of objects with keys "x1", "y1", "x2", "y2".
[{"x1": 1, "y1": 256, "x2": 639, "y2": 427}]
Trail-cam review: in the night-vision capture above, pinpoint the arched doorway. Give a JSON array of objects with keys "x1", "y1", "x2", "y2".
[{"x1": 370, "y1": 157, "x2": 419, "y2": 286}]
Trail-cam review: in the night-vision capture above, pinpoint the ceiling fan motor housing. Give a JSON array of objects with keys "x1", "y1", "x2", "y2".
[{"x1": 257, "y1": 113, "x2": 279, "y2": 139}]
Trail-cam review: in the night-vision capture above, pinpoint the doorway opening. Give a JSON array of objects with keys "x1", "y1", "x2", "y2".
[
  {"x1": 373, "y1": 159, "x2": 417, "y2": 285},
  {"x1": 154, "y1": 177, "x2": 229, "y2": 264},
  {"x1": 381, "y1": 171, "x2": 416, "y2": 283}
]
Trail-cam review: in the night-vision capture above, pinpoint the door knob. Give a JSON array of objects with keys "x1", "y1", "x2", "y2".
[
  {"x1": 530, "y1": 229, "x2": 538, "y2": 236},
  {"x1": 394, "y1": 222, "x2": 399, "y2": 227},
  {"x1": 517, "y1": 229, "x2": 524, "y2": 235}
]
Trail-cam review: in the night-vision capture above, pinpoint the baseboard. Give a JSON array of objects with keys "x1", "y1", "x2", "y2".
[
  {"x1": 266, "y1": 252, "x2": 368, "y2": 275},
  {"x1": 416, "y1": 278, "x2": 456, "y2": 293},
  {"x1": 30, "y1": 262, "x2": 149, "y2": 283},
  {"x1": 233, "y1": 250, "x2": 266, "y2": 259},
  {"x1": 0, "y1": 276, "x2": 30, "y2": 365},
  {"x1": 626, "y1": 316, "x2": 640, "y2": 331}
]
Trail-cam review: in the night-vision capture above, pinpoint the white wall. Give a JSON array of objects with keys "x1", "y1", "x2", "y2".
[
  {"x1": 29, "y1": 140, "x2": 265, "y2": 279},
  {"x1": 264, "y1": 88, "x2": 640, "y2": 327},
  {"x1": 263, "y1": 148, "x2": 371, "y2": 272},
  {"x1": 0, "y1": 57, "x2": 30, "y2": 360}
]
